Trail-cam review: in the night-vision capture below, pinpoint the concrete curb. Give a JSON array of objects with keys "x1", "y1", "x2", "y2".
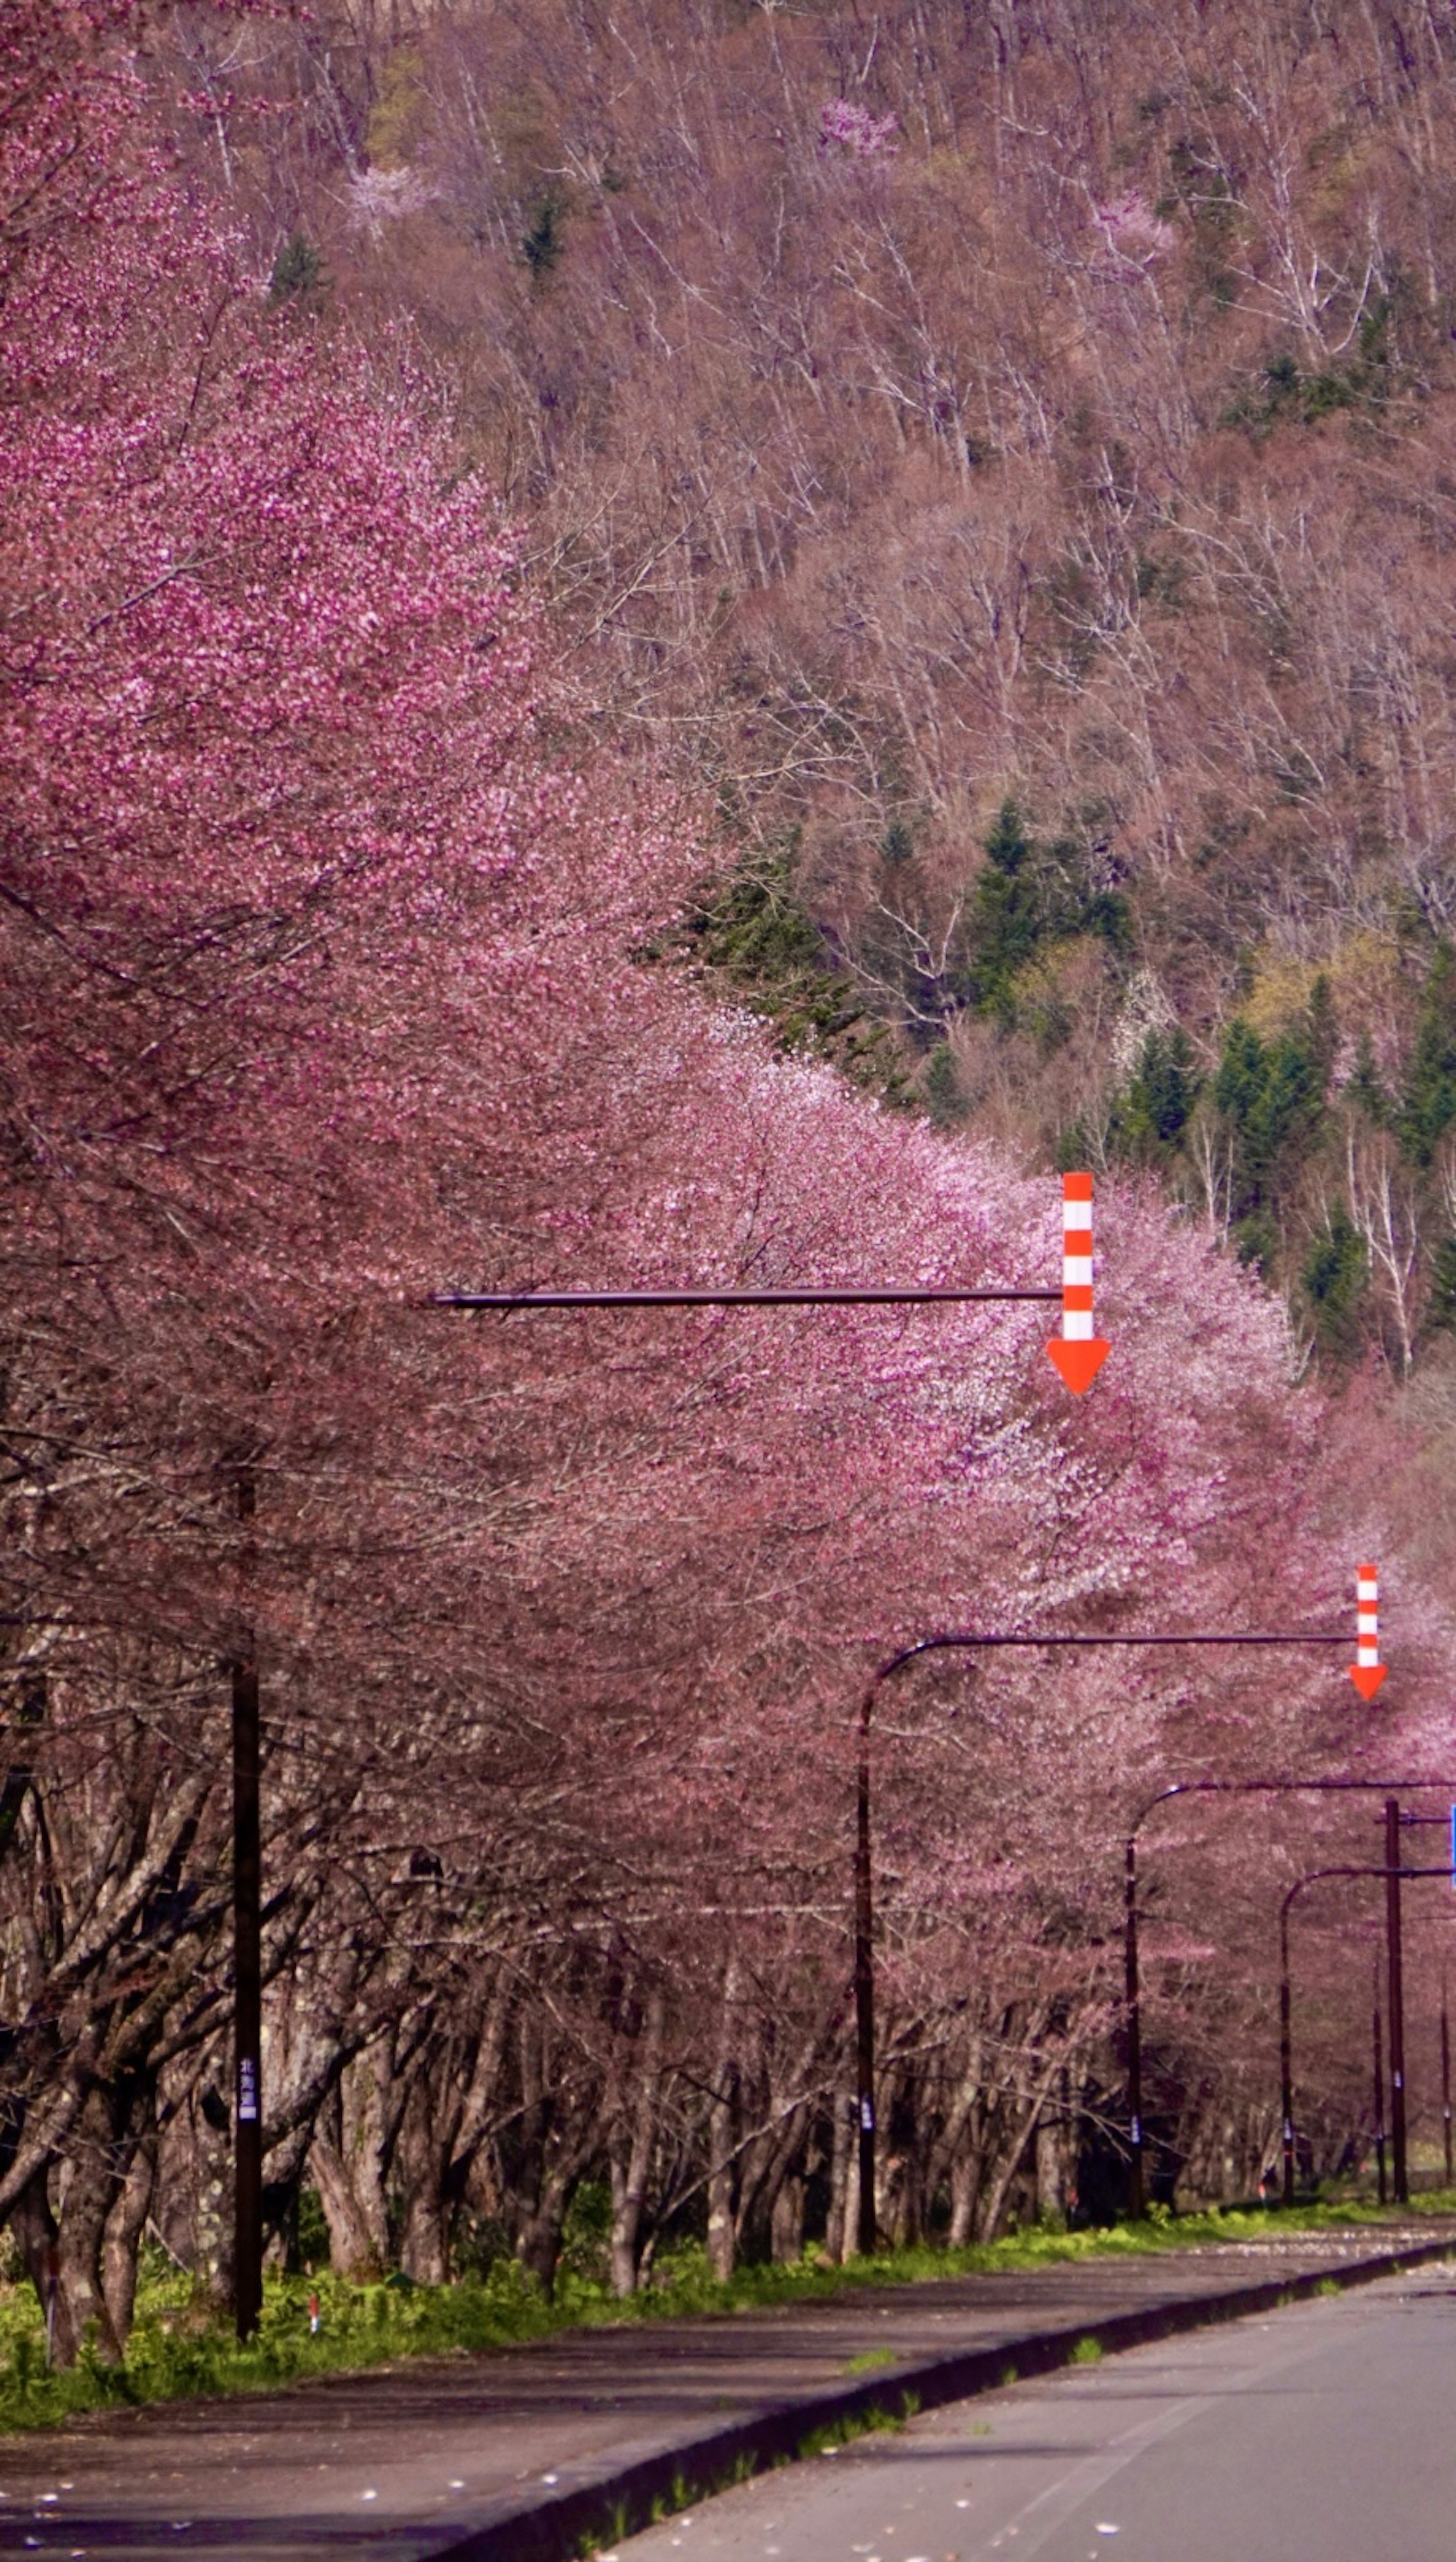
[{"x1": 430, "y1": 2235, "x2": 1456, "y2": 2562}]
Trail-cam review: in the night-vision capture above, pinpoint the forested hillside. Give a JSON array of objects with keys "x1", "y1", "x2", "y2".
[
  {"x1": 6, "y1": 0, "x2": 1456, "y2": 2381},
  {"x1": 153, "y1": 0, "x2": 1456, "y2": 1366}
]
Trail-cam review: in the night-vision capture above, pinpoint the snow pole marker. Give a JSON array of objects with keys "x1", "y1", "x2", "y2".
[
  {"x1": 1046, "y1": 1171, "x2": 1109, "y2": 1395},
  {"x1": 1349, "y1": 1564, "x2": 1386, "y2": 1701}
]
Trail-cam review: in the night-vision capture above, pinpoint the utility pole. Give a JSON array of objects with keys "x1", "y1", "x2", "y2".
[
  {"x1": 233, "y1": 1468, "x2": 262, "y2": 2341},
  {"x1": 853, "y1": 1708, "x2": 876, "y2": 2256},
  {"x1": 1125, "y1": 1833, "x2": 1144, "y2": 2217},
  {"x1": 1385, "y1": 1797, "x2": 1409, "y2": 2206},
  {"x1": 1280, "y1": 1934, "x2": 1296, "y2": 2204},
  {"x1": 1373, "y1": 1960, "x2": 1387, "y2": 2206},
  {"x1": 1443, "y1": 1967, "x2": 1453, "y2": 2190}
]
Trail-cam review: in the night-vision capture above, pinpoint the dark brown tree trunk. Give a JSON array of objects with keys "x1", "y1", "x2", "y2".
[
  {"x1": 309, "y1": 2054, "x2": 391, "y2": 2278},
  {"x1": 706, "y1": 2070, "x2": 737, "y2": 2283},
  {"x1": 101, "y1": 2090, "x2": 156, "y2": 2348},
  {"x1": 309, "y1": 2133, "x2": 385, "y2": 2280},
  {"x1": 608, "y1": 1988, "x2": 664, "y2": 2298},
  {"x1": 50, "y1": 2086, "x2": 125, "y2": 2366},
  {"x1": 706, "y1": 1959, "x2": 739, "y2": 2283},
  {"x1": 514, "y1": 2159, "x2": 579, "y2": 2297},
  {"x1": 948, "y1": 2143, "x2": 980, "y2": 2250},
  {"x1": 394, "y1": 2067, "x2": 458, "y2": 2286},
  {"x1": 191, "y1": 2067, "x2": 236, "y2": 2311},
  {"x1": 770, "y1": 2172, "x2": 804, "y2": 2262},
  {"x1": 9, "y1": 2164, "x2": 59, "y2": 2357}
]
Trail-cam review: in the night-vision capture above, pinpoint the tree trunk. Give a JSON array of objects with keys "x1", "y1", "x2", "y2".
[
  {"x1": 1034, "y1": 2106, "x2": 1063, "y2": 2222},
  {"x1": 191, "y1": 2069, "x2": 235, "y2": 2311},
  {"x1": 948, "y1": 2144, "x2": 979, "y2": 2248},
  {"x1": 507, "y1": 2008, "x2": 599, "y2": 2298},
  {"x1": 706, "y1": 1958, "x2": 740, "y2": 2283},
  {"x1": 339, "y1": 2046, "x2": 393, "y2": 2264},
  {"x1": 50, "y1": 2086, "x2": 125, "y2": 2366},
  {"x1": 829, "y1": 2090, "x2": 863, "y2": 2261},
  {"x1": 398, "y1": 2180, "x2": 449, "y2": 2287},
  {"x1": 9, "y1": 2164, "x2": 59, "y2": 2358},
  {"x1": 310, "y1": 2134, "x2": 385, "y2": 2281},
  {"x1": 394, "y1": 2057, "x2": 461, "y2": 2287},
  {"x1": 101, "y1": 2094, "x2": 156, "y2": 2348},
  {"x1": 770, "y1": 2173, "x2": 804, "y2": 2262},
  {"x1": 515, "y1": 2159, "x2": 579, "y2": 2297},
  {"x1": 976, "y1": 2064, "x2": 1059, "y2": 2242},
  {"x1": 608, "y1": 1988, "x2": 664, "y2": 2298},
  {"x1": 924, "y1": 2038, "x2": 986, "y2": 2220},
  {"x1": 825, "y1": 2089, "x2": 850, "y2": 2262}
]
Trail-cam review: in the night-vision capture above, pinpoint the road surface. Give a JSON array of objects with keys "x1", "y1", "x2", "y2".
[{"x1": 614, "y1": 2262, "x2": 1456, "y2": 2562}]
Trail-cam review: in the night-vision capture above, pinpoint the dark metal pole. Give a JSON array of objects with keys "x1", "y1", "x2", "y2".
[
  {"x1": 1443, "y1": 1967, "x2": 1453, "y2": 2191},
  {"x1": 1125, "y1": 1835, "x2": 1144, "y2": 2218},
  {"x1": 1386, "y1": 1798, "x2": 1409, "y2": 2206},
  {"x1": 1280, "y1": 1900, "x2": 1295, "y2": 2206},
  {"x1": 1373, "y1": 1962, "x2": 1387, "y2": 2206},
  {"x1": 853, "y1": 1691, "x2": 876, "y2": 2257},
  {"x1": 233, "y1": 1469, "x2": 262, "y2": 2342}
]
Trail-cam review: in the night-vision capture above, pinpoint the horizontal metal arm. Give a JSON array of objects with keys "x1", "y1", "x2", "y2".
[
  {"x1": 876, "y1": 1627, "x2": 1348, "y2": 1684},
  {"x1": 431, "y1": 1286, "x2": 1062, "y2": 1309},
  {"x1": 1127, "y1": 1773, "x2": 1456, "y2": 1854}
]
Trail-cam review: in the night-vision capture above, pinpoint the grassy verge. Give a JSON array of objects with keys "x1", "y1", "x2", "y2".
[{"x1": 0, "y1": 2194, "x2": 1447, "y2": 2436}]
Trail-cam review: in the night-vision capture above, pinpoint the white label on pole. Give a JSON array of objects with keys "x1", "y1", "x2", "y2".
[
  {"x1": 860, "y1": 2097, "x2": 874, "y2": 2132},
  {"x1": 238, "y1": 2057, "x2": 260, "y2": 2123}
]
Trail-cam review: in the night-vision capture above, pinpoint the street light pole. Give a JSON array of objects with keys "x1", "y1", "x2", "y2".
[
  {"x1": 1373, "y1": 1959, "x2": 1387, "y2": 2206},
  {"x1": 1123, "y1": 1776, "x2": 1456, "y2": 2217},
  {"x1": 1280, "y1": 1924, "x2": 1295, "y2": 2207},
  {"x1": 1124, "y1": 1830, "x2": 1142, "y2": 2203},
  {"x1": 442, "y1": 1187, "x2": 1102, "y2": 2268},
  {"x1": 1385, "y1": 1798, "x2": 1409, "y2": 2205},
  {"x1": 1443, "y1": 1966, "x2": 1453, "y2": 2192},
  {"x1": 232, "y1": 1466, "x2": 262, "y2": 2343},
  {"x1": 1384, "y1": 1814, "x2": 1445, "y2": 2193},
  {"x1": 853, "y1": 1630, "x2": 1358, "y2": 2254},
  {"x1": 853, "y1": 1695, "x2": 876, "y2": 2253},
  {"x1": 1279, "y1": 1862, "x2": 1452, "y2": 2207}
]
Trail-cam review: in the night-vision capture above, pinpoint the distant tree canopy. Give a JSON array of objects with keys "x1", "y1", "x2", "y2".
[
  {"x1": 7, "y1": 0, "x2": 1456, "y2": 2390},
  {"x1": 136, "y1": 0, "x2": 1456, "y2": 1368}
]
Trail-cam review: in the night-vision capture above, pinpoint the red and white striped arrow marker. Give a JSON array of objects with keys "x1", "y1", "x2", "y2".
[
  {"x1": 1045, "y1": 1172, "x2": 1110, "y2": 1395},
  {"x1": 1349, "y1": 1564, "x2": 1386, "y2": 1700}
]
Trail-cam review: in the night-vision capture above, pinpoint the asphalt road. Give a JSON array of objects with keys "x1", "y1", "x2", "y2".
[
  {"x1": 14, "y1": 2229, "x2": 1449, "y2": 2561},
  {"x1": 613, "y1": 2264, "x2": 1456, "y2": 2562}
]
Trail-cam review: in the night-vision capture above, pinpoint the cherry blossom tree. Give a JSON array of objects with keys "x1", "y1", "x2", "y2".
[{"x1": 6, "y1": 1, "x2": 1456, "y2": 2357}]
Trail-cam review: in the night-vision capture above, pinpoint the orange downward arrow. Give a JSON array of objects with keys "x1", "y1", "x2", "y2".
[
  {"x1": 1046, "y1": 1338, "x2": 1110, "y2": 1395},
  {"x1": 1349, "y1": 1664, "x2": 1387, "y2": 1701}
]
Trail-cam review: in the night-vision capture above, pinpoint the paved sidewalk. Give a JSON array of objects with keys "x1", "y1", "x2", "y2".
[{"x1": 2, "y1": 2221, "x2": 1453, "y2": 2562}]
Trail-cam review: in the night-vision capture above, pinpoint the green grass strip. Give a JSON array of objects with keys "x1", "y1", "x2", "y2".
[{"x1": 0, "y1": 2194, "x2": 1444, "y2": 2436}]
